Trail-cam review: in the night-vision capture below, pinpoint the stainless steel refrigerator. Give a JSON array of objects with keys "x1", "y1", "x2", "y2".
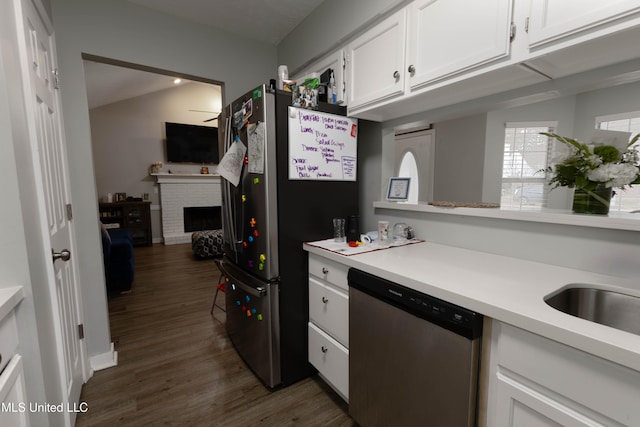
[{"x1": 218, "y1": 85, "x2": 358, "y2": 388}]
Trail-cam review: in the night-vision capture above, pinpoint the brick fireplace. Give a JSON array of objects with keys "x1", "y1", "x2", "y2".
[{"x1": 154, "y1": 174, "x2": 222, "y2": 245}]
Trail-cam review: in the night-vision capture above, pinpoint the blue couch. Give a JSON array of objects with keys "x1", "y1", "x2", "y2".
[{"x1": 101, "y1": 225, "x2": 135, "y2": 293}]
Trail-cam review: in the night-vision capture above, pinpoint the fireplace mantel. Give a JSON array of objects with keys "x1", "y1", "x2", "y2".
[{"x1": 152, "y1": 173, "x2": 221, "y2": 185}]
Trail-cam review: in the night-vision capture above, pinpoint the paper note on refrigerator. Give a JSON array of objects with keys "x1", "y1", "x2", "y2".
[
  {"x1": 248, "y1": 122, "x2": 265, "y2": 174},
  {"x1": 218, "y1": 137, "x2": 247, "y2": 186},
  {"x1": 288, "y1": 107, "x2": 358, "y2": 181}
]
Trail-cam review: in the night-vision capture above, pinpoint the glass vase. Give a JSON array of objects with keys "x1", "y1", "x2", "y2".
[{"x1": 572, "y1": 185, "x2": 612, "y2": 215}]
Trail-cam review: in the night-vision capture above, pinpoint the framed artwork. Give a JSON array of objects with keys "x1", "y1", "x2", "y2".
[{"x1": 386, "y1": 177, "x2": 410, "y2": 201}]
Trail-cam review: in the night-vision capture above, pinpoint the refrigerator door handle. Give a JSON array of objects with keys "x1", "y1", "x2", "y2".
[
  {"x1": 235, "y1": 281, "x2": 267, "y2": 298},
  {"x1": 222, "y1": 116, "x2": 242, "y2": 249},
  {"x1": 220, "y1": 261, "x2": 268, "y2": 298}
]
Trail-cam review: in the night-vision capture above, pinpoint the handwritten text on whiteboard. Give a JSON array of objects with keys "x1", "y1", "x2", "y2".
[{"x1": 288, "y1": 107, "x2": 358, "y2": 181}]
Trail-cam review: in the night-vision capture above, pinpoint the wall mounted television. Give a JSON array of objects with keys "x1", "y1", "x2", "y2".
[{"x1": 165, "y1": 122, "x2": 219, "y2": 164}]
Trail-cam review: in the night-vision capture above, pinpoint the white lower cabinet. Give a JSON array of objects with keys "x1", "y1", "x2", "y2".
[
  {"x1": 487, "y1": 321, "x2": 640, "y2": 427},
  {"x1": 0, "y1": 308, "x2": 29, "y2": 427},
  {"x1": 307, "y1": 252, "x2": 349, "y2": 401}
]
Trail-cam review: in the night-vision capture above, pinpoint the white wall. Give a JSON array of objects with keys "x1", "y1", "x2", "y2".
[
  {"x1": 432, "y1": 113, "x2": 487, "y2": 202},
  {"x1": 52, "y1": 0, "x2": 277, "y2": 361}
]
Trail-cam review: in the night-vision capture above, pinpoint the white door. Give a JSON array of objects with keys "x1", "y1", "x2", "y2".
[
  {"x1": 13, "y1": 0, "x2": 87, "y2": 422},
  {"x1": 407, "y1": 0, "x2": 512, "y2": 91}
]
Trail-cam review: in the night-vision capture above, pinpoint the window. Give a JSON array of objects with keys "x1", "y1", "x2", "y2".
[
  {"x1": 501, "y1": 122, "x2": 556, "y2": 210},
  {"x1": 596, "y1": 112, "x2": 640, "y2": 212}
]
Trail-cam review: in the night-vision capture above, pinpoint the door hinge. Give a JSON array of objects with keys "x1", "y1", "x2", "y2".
[
  {"x1": 52, "y1": 68, "x2": 60, "y2": 90},
  {"x1": 342, "y1": 53, "x2": 346, "y2": 70},
  {"x1": 510, "y1": 22, "x2": 517, "y2": 42},
  {"x1": 78, "y1": 324, "x2": 84, "y2": 339},
  {"x1": 66, "y1": 203, "x2": 73, "y2": 221},
  {"x1": 525, "y1": 17, "x2": 530, "y2": 33}
]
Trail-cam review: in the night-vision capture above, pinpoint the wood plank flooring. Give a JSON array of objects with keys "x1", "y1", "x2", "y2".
[{"x1": 75, "y1": 243, "x2": 354, "y2": 426}]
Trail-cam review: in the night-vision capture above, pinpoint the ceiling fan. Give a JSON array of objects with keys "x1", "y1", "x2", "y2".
[{"x1": 188, "y1": 109, "x2": 221, "y2": 123}]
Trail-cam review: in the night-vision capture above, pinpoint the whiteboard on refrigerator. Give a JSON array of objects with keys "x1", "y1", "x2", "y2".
[{"x1": 287, "y1": 107, "x2": 358, "y2": 181}]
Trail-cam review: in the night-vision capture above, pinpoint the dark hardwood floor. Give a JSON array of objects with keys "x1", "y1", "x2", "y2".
[{"x1": 76, "y1": 243, "x2": 354, "y2": 426}]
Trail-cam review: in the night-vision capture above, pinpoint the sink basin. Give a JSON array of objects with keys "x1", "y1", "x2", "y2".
[{"x1": 545, "y1": 286, "x2": 640, "y2": 336}]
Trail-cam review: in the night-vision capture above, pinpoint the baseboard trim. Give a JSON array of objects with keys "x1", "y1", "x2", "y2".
[{"x1": 89, "y1": 343, "x2": 118, "y2": 371}]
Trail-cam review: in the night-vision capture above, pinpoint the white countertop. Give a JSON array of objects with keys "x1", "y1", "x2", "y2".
[
  {"x1": 0, "y1": 286, "x2": 24, "y2": 321},
  {"x1": 304, "y1": 241, "x2": 640, "y2": 372}
]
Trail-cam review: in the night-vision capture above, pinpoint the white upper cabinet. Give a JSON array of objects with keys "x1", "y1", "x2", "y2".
[
  {"x1": 294, "y1": 49, "x2": 347, "y2": 106},
  {"x1": 527, "y1": 0, "x2": 640, "y2": 49},
  {"x1": 407, "y1": 0, "x2": 513, "y2": 91},
  {"x1": 346, "y1": 8, "x2": 407, "y2": 110}
]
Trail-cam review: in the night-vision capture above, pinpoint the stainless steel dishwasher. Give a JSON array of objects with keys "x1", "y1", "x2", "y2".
[{"x1": 348, "y1": 268, "x2": 483, "y2": 427}]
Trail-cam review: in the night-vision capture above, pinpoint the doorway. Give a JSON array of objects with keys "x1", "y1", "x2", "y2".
[{"x1": 83, "y1": 56, "x2": 224, "y2": 244}]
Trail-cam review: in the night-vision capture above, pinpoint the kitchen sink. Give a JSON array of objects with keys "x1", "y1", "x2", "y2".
[{"x1": 544, "y1": 285, "x2": 640, "y2": 336}]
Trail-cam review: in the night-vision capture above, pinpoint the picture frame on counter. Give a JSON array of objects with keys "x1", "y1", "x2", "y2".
[{"x1": 386, "y1": 177, "x2": 410, "y2": 201}]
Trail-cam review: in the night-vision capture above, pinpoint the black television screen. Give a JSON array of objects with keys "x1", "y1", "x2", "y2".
[{"x1": 165, "y1": 122, "x2": 219, "y2": 164}]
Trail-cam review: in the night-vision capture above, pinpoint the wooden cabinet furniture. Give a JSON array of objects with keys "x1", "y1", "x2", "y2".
[
  {"x1": 486, "y1": 321, "x2": 640, "y2": 426},
  {"x1": 99, "y1": 201, "x2": 152, "y2": 246},
  {"x1": 0, "y1": 293, "x2": 28, "y2": 427},
  {"x1": 307, "y1": 252, "x2": 350, "y2": 402}
]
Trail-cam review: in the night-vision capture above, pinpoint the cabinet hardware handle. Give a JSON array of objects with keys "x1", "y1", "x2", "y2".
[
  {"x1": 322, "y1": 297, "x2": 329, "y2": 303},
  {"x1": 321, "y1": 346, "x2": 328, "y2": 353},
  {"x1": 393, "y1": 70, "x2": 400, "y2": 79},
  {"x1": 322, "y1": 267, "x2": 329, "y2": 274},
  {"x1": 408, "y1": 65, "x2": 415, "y2": 73}
]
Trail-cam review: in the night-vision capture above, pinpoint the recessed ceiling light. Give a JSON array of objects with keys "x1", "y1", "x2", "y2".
[{"x1": 174, "y1": 78, "x2": 181, "y2": 84}]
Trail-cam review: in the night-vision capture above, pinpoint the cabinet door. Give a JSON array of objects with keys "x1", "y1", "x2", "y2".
[
  {"x1": 494, "y1": 372, "x2": 617, "y2": 427},
  {"x1": 407, "y1": 0, "x2": 513, "y2": 91},
  {"x1": 347, "y1": 8, "x2": 407, "y2": 110},
  {"x1": 0, "y1": 355, "x2": 30, "y2": 427},
  {"x1": 487, "y1": 322, "x2": 640, "y2": 427},
  {"x1": 296, "y1": 50, "x2": 347, "y2": 106},
  {"x1": 528, "y1": 0, "x2": 640, "y2": 49}
]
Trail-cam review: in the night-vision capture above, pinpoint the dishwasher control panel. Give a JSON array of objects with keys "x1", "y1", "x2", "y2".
[{"x1": 348, "y1": 268, "x2": 483, "y2": 339}]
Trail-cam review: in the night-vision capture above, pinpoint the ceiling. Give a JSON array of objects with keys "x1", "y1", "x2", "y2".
[
  {"x1": 126, "y1": 0, "x2": 325, "y2": 45},
  {"x1": 85, "y1": 0, "x2": 324, "y2": 109}
]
